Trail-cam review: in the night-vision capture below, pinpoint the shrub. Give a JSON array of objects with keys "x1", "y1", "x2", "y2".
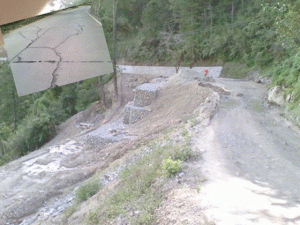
[
  {"x1": 9, "y1": 113, "x2": 56, "y2": 156},
  {"x1": 76, "y1": 178, "x2": 102, "y2": 203},
  {"x1": 172, "y1": 145, "x2": 193, "y2": 162},
  {"x1": 161, "y1": 157, "x2": 182, "y2": 177}
]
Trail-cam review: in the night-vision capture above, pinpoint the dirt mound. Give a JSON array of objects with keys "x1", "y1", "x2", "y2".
[{"x1": 132, "y1": 79, "x2": 212, "y2": 137}]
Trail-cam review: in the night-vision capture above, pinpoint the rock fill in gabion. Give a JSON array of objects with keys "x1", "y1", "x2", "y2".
[
  {"x1": 133, "y1": 83, "x2": 158, "y2": 107},
  {"x1": 124, "y1": 83, "x2": 157, "y2": 124}
]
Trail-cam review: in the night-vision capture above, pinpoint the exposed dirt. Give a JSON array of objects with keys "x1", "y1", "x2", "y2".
[
  {"x1": 0, "y1": 72, "x2": 161, "y2": 225},
  {"x1": 155, "y1": 78, "x2": 300, "y2": 225},
  {"x1": 0, "y1": 72, "x2": 212, "y2": 225},
  {"x1": 2, "y1": 71, "x2": 300, "y2": 225}
]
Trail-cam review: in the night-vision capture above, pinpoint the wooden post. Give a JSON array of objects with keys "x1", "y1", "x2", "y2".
[
  {"x1": 210, "y1": 3, "x2": 213, "y2": 37},
  {"x1": 12, "y1": 88, "x2": 17, "y2": 132},
  {"x1": 98, "y1": 76, "x2": 107, "y2": 107},
  {"x1": 113, "y1": 0, "x2": 119, "y2": 97},
  {"x1": 231, "y1": 0, "x2": 235, "y2": 27}
]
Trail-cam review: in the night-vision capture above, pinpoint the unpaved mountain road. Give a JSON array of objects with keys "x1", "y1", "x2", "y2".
[
  {"x1": 196, "y1": 78, "x2": 300, "y2": 224},
  {"x1": 1, "y1": 71, "x2": 300, "y2": 224}
]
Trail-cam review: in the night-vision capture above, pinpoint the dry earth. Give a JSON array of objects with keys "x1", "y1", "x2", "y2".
[
  {"x1": 155, "y1": 78, "x2": 300, "y2": 225},
  {"x1": 0, "y1": 72, "x2": 212, "y2": 225},
  {"x1": 1, "y1": 70, "x2": 300, "y2": 225}
]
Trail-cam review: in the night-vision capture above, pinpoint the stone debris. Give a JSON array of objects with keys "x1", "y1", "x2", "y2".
[
  {"x1": 85, "y1": 119, "x2": 128, "y2": 145},
  {"x1": 78, "y1": 122, "x2": 94, "y2": 130},
  {"x1": 198, "y1": 82, "x2": 231, "y2": 96},
  {"x1": 20, "y1": 194, "x2": 74, "y2": 225}
]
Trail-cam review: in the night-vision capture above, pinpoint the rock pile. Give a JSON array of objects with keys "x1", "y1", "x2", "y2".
[{"x1": 123, "y1": 83, "x2": 158, "y2": 124}]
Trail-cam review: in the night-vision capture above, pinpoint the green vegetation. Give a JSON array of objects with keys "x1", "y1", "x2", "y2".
[
  {"x1": 75, "y1": 177, "x2": 103, "y2": 203},
  {"x1": 1, "y1": 0, "x2": 300, "y2": 166},
  {"x1": 74, "y1": 128, "x2": 194, "y2": 224},
  {"x1": 161, "y1": 157, "x2": 182, "y2": 177},
  {"x1": 1, "y1": 13, "x2": 57, "y2": 34},
  {"x1": 93, "y1": 0, "x2": 300, "y2": 118},
  {"x1": 95, "y1": 0, "x2": 291, "y2": 67},
  {"x1": 0, "y1": 60, "x2": 112, "y2": 165}
]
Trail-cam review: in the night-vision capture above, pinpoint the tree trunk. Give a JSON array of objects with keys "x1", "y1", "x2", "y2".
[
  {"x1": 231, "y1": 0, "x2": 235, "y2": 27},
  {"x1": 98, "y1": 76, "x2": 107, "y2": 107},
  {"x1": 12, "y1": 89, "x2": 17, "y2": 132},
  {"x1": 204, "y1": 6, "x2": 207, "y2": 27},
  {"x1": 113, "y1": 0, "x2": 119, "y2": 97},
  {"x1": 210, "y1": 3, "x2": 213, "y2": 37}
]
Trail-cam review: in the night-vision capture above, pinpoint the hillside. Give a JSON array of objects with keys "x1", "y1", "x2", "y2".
[
  {"x1": 1, "y1": 1, "x2": 300, "y2": 224},
  {"x1": 1, "y1": 69, "x2": 300, "y2": 224},
  {"x1": 91, "y1": 0, "x2": 300, "y2": 124}
]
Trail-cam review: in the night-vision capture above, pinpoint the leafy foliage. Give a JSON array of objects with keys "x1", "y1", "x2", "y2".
[
  {"x1": 83, "y1": 130, "x2": 193, "y2": 224},
  {"x1": 0, "y1": 60, "x2": 111, "y2": 164},
  {"x1": 76, "y1": 178, "x2": 103, "y2": 203},
  {"x1": 161, "y1": 157, "x2": 182, "y2": 177},
  {"x1": 95, "y1": 0, "x2": 295, "y2": 67}
]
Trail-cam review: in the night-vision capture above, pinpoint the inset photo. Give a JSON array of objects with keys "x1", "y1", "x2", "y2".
[{"x1": 1, "y1": 4, "x2": 113, "y2": 96}]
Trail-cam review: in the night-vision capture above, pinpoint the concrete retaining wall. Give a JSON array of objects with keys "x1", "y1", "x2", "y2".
[{"x1": 118, "y1": 65, "x2": 222, "y2": 78}]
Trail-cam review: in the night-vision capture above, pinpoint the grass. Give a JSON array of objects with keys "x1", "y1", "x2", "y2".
[
  {"x1": 284, "y1": 104, "x2": 300, "y2": 127},
  {"x1": 220, "y1": 98, "x2": 238, "y2": 108},
  {"x1": 81, "y1": 127, "x2": 195, "y2": 224},
  {"x1": 183, "y1": 112, "x2": 200, "y2": 128},
  {"x1": 75, "y1": 177, "x2": 102, "y2": 203},
  {"x1": 1, "y1": 12, "x2": 57, "y2": 34},
  {"x1": 220, "y1": 61, "x2": 253, "y2": 79},
  {"x1": 62, "y1": 114, "x2": 203, "y2": 224},
  {"x1": 62, "y1": 176, "x2": 103, "y2": 220}
]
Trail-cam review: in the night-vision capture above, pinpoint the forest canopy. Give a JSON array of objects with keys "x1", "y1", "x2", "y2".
[{"x1": 1, "y1": 0, "x2": 300, "y2": 164}]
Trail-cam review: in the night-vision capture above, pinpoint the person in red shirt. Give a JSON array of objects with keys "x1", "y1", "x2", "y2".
[{"x1": 204, "y1": 69, "x2": 209, "y2": 76}]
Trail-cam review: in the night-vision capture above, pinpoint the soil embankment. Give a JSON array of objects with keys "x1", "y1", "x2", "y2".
[
  {"x1": 1, "y1": 70, "x2": 300, "y2": 224},
  {"x1": 155, "y1": 78, "x2": 300, "y2": 224}
]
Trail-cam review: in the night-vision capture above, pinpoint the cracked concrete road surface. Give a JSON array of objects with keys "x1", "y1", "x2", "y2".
[{"x1": 3, "y1": 6, "x2": 113, "y2": 96}]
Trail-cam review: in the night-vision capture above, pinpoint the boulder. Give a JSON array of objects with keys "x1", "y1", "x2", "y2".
[
  {"x1": 286, "y1": 91, "x2": 295, "y2": 103},
  {"x1": 268, "y1": 86, "x2": 285, "y2": 106}
]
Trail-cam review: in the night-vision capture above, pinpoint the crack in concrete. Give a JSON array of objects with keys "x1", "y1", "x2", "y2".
[
  {"x1": 9, "y1": 24, "x2": 59, "y2": 63},
  {"x1": 54, "y1": 25, "x2": 83, "y2": 49},
  {"x1": 18, "y1": 26, "x2": 42, "y2": 43},
  {"x1": 18, "y1": 31, "x2": 34, "y2": 42},
  {"x1": 50, "y1": 52, "x2": 61, "y2": 88},
  {"x1": 50, "y1": 23, "x2": 84, "y2": 88},
  {"x1": 10, "y1": 8, "x2": 100, "y2": 92},
  {"x1": 12, "y1": 21, "x2": 85, "y2": 89},
  {"x1": 31, "y1": 26, "x2": 42, "y2": 38},
  {"x1": 13, "y1": 61, "x2": 108, "y2": 63},
  {"x1": 13, "y1": 60, "x2": 57, "y2": 63}
]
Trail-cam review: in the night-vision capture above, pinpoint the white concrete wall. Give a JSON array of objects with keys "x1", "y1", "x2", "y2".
[{"x1": 118, "y1": 65, "x2": 222, "y2": 78}]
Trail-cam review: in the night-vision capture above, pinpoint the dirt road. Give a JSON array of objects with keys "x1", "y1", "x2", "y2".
[
  {"x1": 1, "y1": 71, "x2": 300, "y2": 224},
  {"x1": 195, "y1": 78, "x2": 300, "y2": 224}
]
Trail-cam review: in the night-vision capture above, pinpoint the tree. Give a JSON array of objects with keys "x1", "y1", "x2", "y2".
[{"x1": 113, "y1": 0, "x2": 119, "y2": 97}]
